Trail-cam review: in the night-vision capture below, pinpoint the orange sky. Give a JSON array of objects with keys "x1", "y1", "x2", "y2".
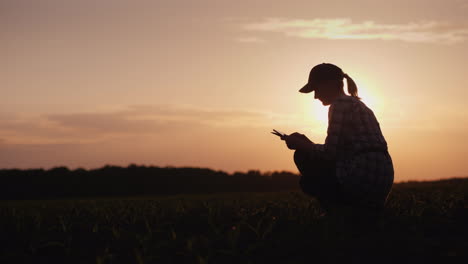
[{"x1": 2, "y1": 0, "x2": 468, "y2": 181}]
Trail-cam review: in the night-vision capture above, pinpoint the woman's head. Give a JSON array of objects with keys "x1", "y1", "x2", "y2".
[{"x1": 299, "y1": 63, "x2": 361, "y2": 105}]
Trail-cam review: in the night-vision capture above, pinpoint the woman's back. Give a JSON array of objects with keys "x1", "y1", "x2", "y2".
[{"x1": 328, "y1": 95, "x2": 394, "y2": 207}]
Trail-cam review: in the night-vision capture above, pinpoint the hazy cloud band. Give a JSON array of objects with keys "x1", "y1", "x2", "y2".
[
  {"x1": 240, "y1": 18, "x2": 468, "y2": 44},
  {"x1": 0, "y1": 104, "x2": 297, "y2": 144}
]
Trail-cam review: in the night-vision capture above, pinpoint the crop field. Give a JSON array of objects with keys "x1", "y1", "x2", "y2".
[{"x1": 1, "y1": 179, "x2": 467, "y2": 263}]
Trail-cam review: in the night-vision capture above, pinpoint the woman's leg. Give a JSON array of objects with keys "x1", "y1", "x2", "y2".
[
  {"x1": 294, "y1": 150, "x2": 337, "y2": 200},
  {"x1": 294, "y1": 150, "x2": 318, "y2": 196}
]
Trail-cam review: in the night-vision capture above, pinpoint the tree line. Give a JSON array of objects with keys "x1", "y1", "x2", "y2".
[{"x1": 0, "y1": 164, "x2": 301, "y2": 199}]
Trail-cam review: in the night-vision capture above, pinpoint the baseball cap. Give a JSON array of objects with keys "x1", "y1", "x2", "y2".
[{"x1": 299, "y1": 63, "x2": 344, "y2": 93}]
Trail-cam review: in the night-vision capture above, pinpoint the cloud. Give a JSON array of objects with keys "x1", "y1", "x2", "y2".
[
  {"x1": 46, "y1": 112, "x2": 193, "y2": 135},
  {"x1": 240, "y1": 18, "x2": 468, "y2": 44},
  {"x1": 235, "y1": 36, "x2": 265, "y2": 43},
  {"x1": 0, "y1": 104, "x2": 295, "y2": 144},
  {"x1": 123, "y1": 104, "x2": 282, "y2": 126},
  {"x1": 0, "y1": 113, "x2": 81, "y2": 144}
]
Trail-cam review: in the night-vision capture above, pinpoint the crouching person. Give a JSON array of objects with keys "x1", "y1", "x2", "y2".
[{"x1": 280, "y1": 63, "x2": 394, "y2": 217}]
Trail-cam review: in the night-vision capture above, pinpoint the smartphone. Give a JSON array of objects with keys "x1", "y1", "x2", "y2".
[{"x1": 271, "y1": 129, "x2": 287, "y2": 138}]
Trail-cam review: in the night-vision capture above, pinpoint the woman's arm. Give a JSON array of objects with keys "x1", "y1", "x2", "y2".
[{"x1": 284, "y1": 133, "x2": 314, "y2": 151}]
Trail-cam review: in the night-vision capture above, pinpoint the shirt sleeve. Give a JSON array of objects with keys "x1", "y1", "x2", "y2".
[{"x1": 307, "y1": 99, "x2": 349, "y2": 161}]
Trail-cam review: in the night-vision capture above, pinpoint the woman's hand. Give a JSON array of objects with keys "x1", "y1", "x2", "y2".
[{"x1": 284, "y1": 132, "x2": 314, "y2": 151}]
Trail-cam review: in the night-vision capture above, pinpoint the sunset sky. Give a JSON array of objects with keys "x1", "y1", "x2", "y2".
[{"x1": 2, "y1": 0, "x2": 468, "y2": 181}]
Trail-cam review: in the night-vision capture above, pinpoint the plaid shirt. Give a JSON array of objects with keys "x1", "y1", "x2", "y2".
[{"x1": 307, "y1": 94, "x2": 394, "y2": 205}]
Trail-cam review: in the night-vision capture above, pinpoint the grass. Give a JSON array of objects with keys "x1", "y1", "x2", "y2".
[{"x1": 1, "y1": 179, "x2": 467, "y2": 263}]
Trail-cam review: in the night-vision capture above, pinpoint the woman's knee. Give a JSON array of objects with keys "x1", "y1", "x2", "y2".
[
  {"x1": 299, "y1": 175, "x2": 317, "y2": 197},
  {"x1": 294, "y1": 150, "x2": 313, "y2": 177},
  {"x1": 294, "y1": 150, "x2": 308, "y2": 167}
]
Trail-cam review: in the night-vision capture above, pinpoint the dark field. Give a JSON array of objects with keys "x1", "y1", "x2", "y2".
[{"x1": 1, "y1": 178, "x2": 467, "y2": 263}]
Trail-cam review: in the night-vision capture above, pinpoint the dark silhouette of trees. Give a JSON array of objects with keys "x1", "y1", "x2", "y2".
[{"x1": 0, "y1": 165, "x2": 301, "y2": 199}]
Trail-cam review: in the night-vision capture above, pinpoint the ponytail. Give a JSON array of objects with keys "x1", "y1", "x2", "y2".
[{"x1": 343, "y1": 73, "x2": 361, "y2": 100}]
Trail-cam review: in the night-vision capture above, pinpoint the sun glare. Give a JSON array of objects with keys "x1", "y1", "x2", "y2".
[
  {"x1": 312, "y1": 102, "x2": 329, "y2": 126},
  {"x1": 352, "y1": 77, "x2": 383, "y2": 118},
  {"x1": 298, "y1": 96, "x2": 329, "y2": 135}
]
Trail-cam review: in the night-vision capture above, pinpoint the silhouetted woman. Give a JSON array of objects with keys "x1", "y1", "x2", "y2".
[{"x1": 283, "y1": 63, "x2": 394, "y2": 214}]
